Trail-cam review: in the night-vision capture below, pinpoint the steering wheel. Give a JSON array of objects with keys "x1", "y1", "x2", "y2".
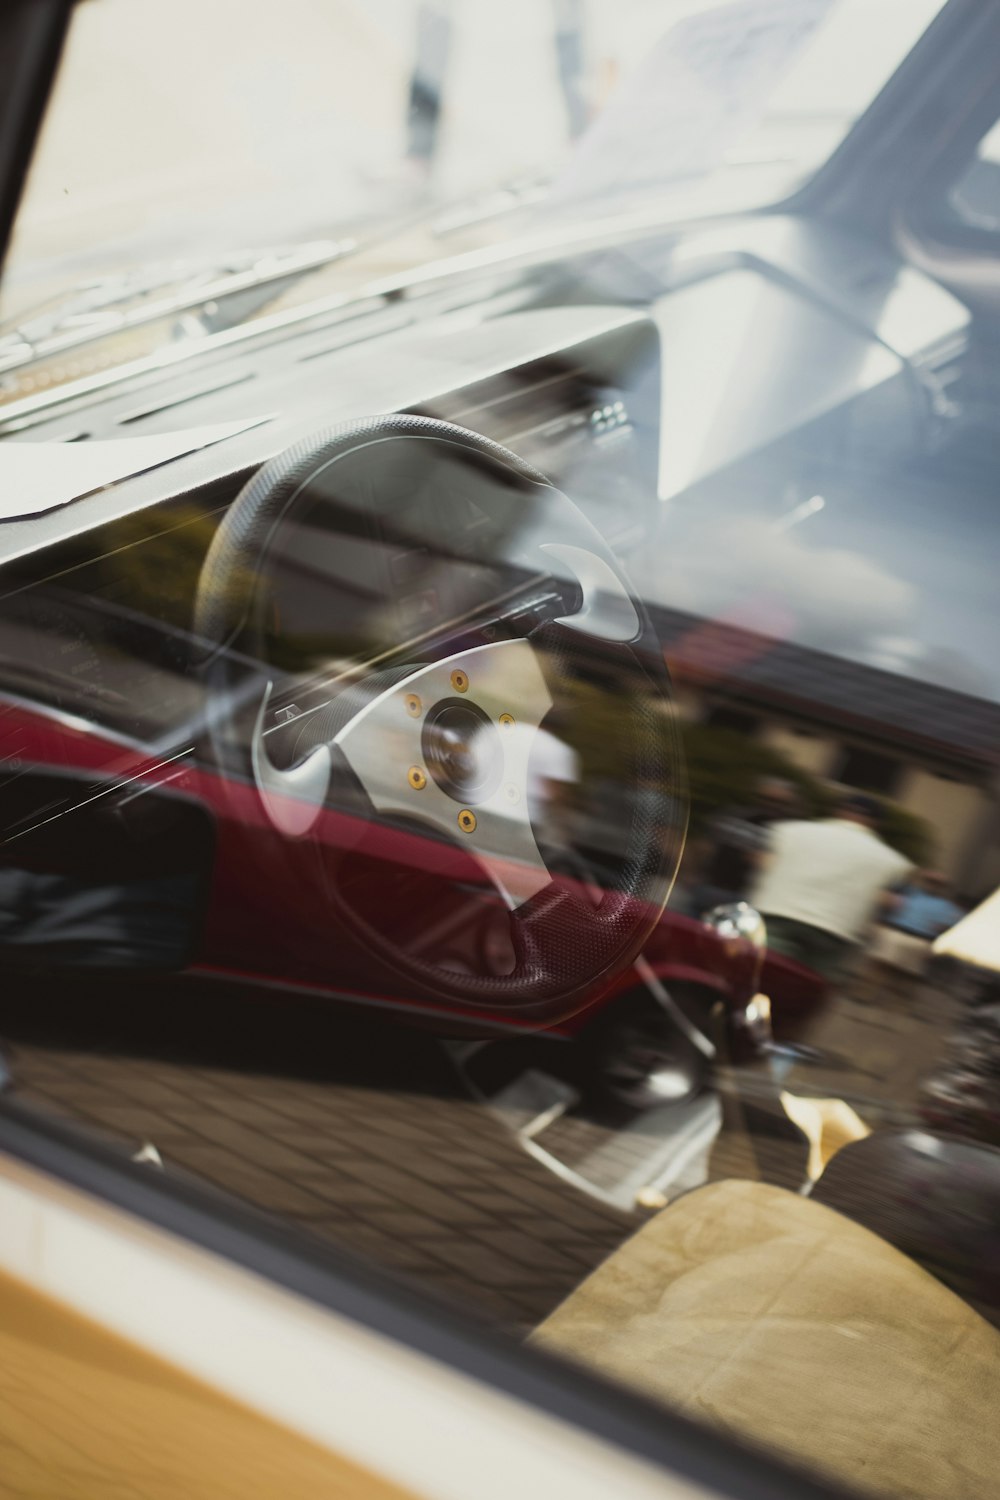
[{"x1": 195, "y1": 415, "x2": 685, "y2": 1021}]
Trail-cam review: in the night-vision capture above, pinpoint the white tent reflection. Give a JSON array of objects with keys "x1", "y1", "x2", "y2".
[{"x1": 934, "y1": 888, "x2": 1000, "y2": 972}]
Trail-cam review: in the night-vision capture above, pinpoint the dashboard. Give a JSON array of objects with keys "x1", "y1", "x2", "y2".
[
  {"x1": 0, "y1": 310, "x2": 659, "y2": 747},
  {"x1": 0, "y1": 214, "x2": 987, "y2": 993},
  {"x1": 0, "y1": 219, "x2": 972, "y2": 754}
]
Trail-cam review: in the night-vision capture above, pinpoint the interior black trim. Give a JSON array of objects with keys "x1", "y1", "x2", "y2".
[
  {"x1": 0, "y1": 1097, "x2": 854, "y2": 1500},
  {"x1": 0, "y1": 0, "x2": 73, "y2": 272}
]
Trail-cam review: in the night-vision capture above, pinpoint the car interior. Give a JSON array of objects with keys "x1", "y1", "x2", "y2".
[{"x1": 3, "y1": 4, "x2": 1000, "y2": 1499}]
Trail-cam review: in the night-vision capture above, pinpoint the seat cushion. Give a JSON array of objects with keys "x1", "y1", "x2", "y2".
[{"x1": 532, "y1": 1179, "x2": 1000, "y2": 1500}]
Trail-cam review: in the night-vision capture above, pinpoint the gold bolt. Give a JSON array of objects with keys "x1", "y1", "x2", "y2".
[
  {"x1": 458, "y1": 809, "x2": 477, "y2": 833},
  {"x1": 499, "y1": 713, "x2": 515, "y2": 729},
  {"x1": 504, "y1": 783, "x2": 519, "y2": 803},
  {"x1": 405, "y1": 693, "x2": 422, "y2": 718},
  {"x1": 451, "y1": 669, "x2": 469, "y2": 693},
  {"x1": 407, "y1": 766, "x2": 427, "y2": 790}
]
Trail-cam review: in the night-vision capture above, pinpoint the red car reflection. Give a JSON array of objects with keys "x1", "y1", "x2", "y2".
[{"x1": 0, "y1": 699, "x2": 826, "y2": 1052}]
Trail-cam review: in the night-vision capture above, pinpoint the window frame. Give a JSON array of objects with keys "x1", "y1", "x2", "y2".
[{"x1": 0, "y1": 1094, "x2": 854, "y2": 1500}]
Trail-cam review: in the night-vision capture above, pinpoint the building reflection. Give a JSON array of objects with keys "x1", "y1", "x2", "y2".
[
  {"x1": 654, "y1": 601, "x2": 1000, "y2": 905},
  {"x1": 646, "y1": 596, "x2": 1000, "y2": 1180}
]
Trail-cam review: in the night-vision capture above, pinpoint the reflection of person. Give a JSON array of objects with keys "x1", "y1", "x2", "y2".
[
  {"x1": 406, "y1": 2, "x2": 453, "y2": 177},
  {"x1": 405, "y1": 0, "x2": 589, "y2": 179},
  {"x1": 867, "y1": 869, "x2": 963, "y2": 987},
  {"x1": 502, "y1": 719, "x2": 581, "y2": 879},
  {"x1": 679, "y1": 775, "x2": 797, "y2": 916},
  {"x1": 701, "y1": 776, "x2": 798, "y2": 904},
  {"x1": 884, "y1": 870, "x2": 963, "y2": 940},
  {"x1": 526, "y1": 723, "x2": 579, "y2": 824},
  {"x1": 751, "y1": 794, "x2": 911, "y2": 981},
  {"x1": 523, "y1": 722, "x2": 580, "y2": 856}
]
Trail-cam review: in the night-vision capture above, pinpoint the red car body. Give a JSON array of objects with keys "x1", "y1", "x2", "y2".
[{"x1": 2, "y1": 696, "x2": 827, "y2": 1045}]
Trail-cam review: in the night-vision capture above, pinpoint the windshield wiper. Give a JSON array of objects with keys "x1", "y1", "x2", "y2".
[{"x1": 0, "y1": 238, "x2": 355, "y2": 376}]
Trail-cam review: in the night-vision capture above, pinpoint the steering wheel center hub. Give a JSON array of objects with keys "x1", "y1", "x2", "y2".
[{"x1": 422, "y1": 697, "x2": 503, "y2": 805}]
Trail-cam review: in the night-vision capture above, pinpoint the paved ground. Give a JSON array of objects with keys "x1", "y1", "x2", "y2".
[
  {"x1": 0, "y1": 957, "x2": 961, "y2": 1332},
  {"x1": 2, "y1": 974, "x2": 636, "y2": 1331}
]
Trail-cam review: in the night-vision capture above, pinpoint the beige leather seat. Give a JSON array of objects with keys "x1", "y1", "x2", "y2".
[{"x1": 533, "y1": 1180, "x2": 1000, "y2": 1500}]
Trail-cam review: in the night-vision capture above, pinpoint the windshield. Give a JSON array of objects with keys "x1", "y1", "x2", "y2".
[{"x1": 0, "y1": 0, "x2": 943, "y2": 401}]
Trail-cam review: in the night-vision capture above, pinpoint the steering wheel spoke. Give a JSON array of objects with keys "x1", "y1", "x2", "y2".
[
  {"x1": 252, "y1": 682, "x2": 332, "y2": 837},
  {"x1": 540, "y1": 542, "x2": 640, "y2": 643},
  {"x1": 334, "y1": 639, "x2": 554, "y2": 909}
]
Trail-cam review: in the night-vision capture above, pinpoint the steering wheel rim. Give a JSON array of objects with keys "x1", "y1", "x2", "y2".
[{"x1": 195, "y1": 414, "x2": 686, "y2": 1020}]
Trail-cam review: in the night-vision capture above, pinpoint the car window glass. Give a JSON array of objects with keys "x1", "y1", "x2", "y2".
[
  {"x1": 1, "y1": 0, "x2": 944, "y2": 410},
  {"x1": 2, "y1": 6, "x2": 1000, "y2": 1500}
]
